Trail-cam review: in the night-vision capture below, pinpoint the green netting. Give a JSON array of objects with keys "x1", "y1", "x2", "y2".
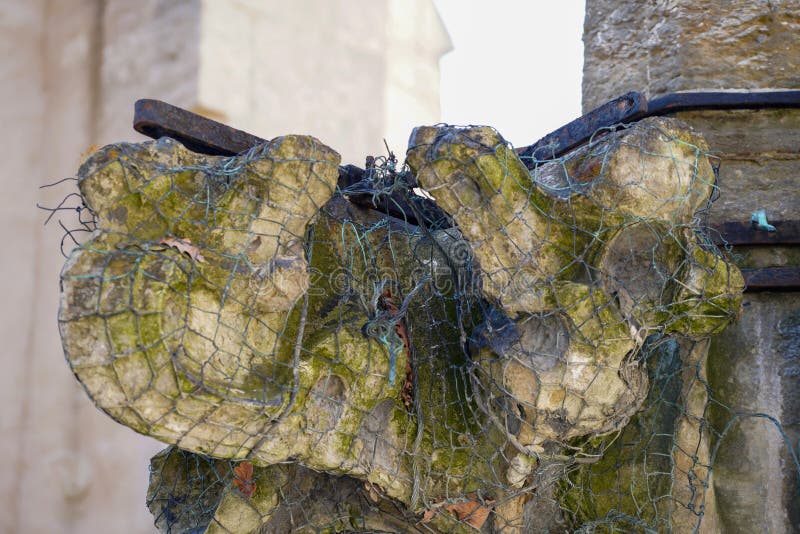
[{"x1": 47, "y1": 118, "x2": 798, "y2": 533}]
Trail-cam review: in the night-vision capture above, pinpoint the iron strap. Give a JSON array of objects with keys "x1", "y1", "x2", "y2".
[{"x1": 131, "y1": 94, "x2": 800, "y2": 292}]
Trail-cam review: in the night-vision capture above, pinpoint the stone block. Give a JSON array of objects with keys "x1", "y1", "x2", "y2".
[{"x1": 583, "y1": 0, "x2": 800, "y2": 111}]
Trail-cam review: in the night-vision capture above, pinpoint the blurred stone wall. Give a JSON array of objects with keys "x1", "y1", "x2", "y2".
[
  {"x1": 583, "y1": 1, "x2": 799, "y2": 532},
  {"x1": 0, "y1": 1, "x2": 449, "y2": 532}
]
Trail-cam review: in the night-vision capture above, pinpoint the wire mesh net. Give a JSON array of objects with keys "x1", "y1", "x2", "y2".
[{"x1": 49, "y1": 118, "x2": 798, "y2": 533}]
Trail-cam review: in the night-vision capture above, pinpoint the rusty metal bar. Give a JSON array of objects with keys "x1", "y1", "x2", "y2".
[
  {"x1": 708, "y1": 220, "x2": 800, "y2": 292},
  {"x1": 515, "y1": 92, "x2": 647, "y2": 161},
  {"x1": 133, "y1": 99, "x2": 447, "y2": 228},
  {"x1": 710, "y1": 220, "x2": 800, "y2": 247},
  {"x1": 741, "y1": 267, "x2": 800, "y2": 292},
  {"x1": 134, "y1": 99, "x2": 266, "y2": 156},
  {"x1": 516, "y1": 89, "x2": 800, "y2": 163},
  {"x1": 137, "y1": 92, "x2": 800, "y2": 168},
  {"x1": 132, "y1": 97, "x2": 800, "y2": 291},
  {"x1": 646, "y1": 90, "x2": 800, "y2": 116}
]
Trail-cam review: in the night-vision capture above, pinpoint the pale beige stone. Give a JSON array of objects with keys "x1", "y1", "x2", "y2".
[
  {"x1": 582, "y1": 2, "x2": 799, "y2": 532},
  {"x1": 582, "y1": 0, "x2": 800, "y2": 111},
  {"x1": 3, "y1": 1, "x2": 450, "y2": 531}
]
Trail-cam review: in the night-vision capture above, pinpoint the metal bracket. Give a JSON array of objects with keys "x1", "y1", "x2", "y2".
[
  {"x1": 132, "y1": 94, "x2": 800, "y2": 292},
  {"x1": 711, "y1": 218, "x2": 800, "y2": 292},
  {"x1": 515, "y1": 91, "x2": 647, "y2": 160},
  {"x1": 133, "y1": 99, "x2": 448, "y2": 228},
  {"x1": 134, "y1": 99, "x2": 266, "y2": 156},
  {"x1": 740, "y1": 268, "x2": 800, "y2": 292},
  {"x1": 516, "y1": 89, "x2": 800, "y2": 164}
]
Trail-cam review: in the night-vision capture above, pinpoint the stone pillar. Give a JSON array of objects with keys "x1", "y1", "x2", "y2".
[
  {"x1": 582, "y1": 0, "x2": 800, "y2": 111},
  {"x1": 583, "y1": 1, "x2": 800, "y2": 532}
]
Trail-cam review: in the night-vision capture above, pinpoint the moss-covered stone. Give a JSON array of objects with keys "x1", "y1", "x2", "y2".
[
  {"x1": 667, "y1": 233, "x2": 745, "y2": 337},
  {"x1": 407, "y1": 126, "x2": 576, "y2": 312},
  {"x1": 474, "y1": 282, "x2": 644, "y2": 444},
  {"x1": 556, "y1": 336, "x2": 684, "y2": 531},
  {"x1": 61, "y1": 121, "x2": 746, "y2": 533}
]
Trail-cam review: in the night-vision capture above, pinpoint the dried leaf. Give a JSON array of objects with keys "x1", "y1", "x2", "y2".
[
  {"x1": 421, "y1": 508, "x2": 437, "y2": 523},
  {"x1": 232, "y1": 461, "x2": 256, "y2": 498},
  {"x1": 158, "y1": 236, "x2": 206, "y2": 263},
  {"x1": 364, "y1": 481, "x2": 381, "y2": 503},
  {"x1": 246, "y1": 236, "x2": 262, "y2": 256},
  {"x1": 444, "y1": 494, "x2": 494, "y2": 530},
  {"x1": 383, "y1": 287, "x2": 414, "y2": 409}
]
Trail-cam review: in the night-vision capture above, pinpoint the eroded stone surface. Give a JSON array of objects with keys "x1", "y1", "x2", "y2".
[
  {"x1": 582, "y1": 1, "x2": 800, "y2": 110},
  {"x1": 60, "y1": 121, "x2": 744, "y2": 533},
  {"x1": 708, "y1": 295, "x2": 800, "y2": 534},
  {"x1": 407, "y1": 120, "x2": 742, "y2": 448},
  {"x1": 60, "y1": 136, "x2": 506, "y2": 524}
]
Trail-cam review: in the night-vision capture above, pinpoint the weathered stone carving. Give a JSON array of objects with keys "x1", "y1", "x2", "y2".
[{"x1": 59, "y1": 118, "x2": 743, "y2": 532}]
